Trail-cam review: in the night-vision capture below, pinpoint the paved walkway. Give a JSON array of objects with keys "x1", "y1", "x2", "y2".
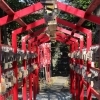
[{"x1": 36, "y1": 76, "x2": 72, "y2": 100}]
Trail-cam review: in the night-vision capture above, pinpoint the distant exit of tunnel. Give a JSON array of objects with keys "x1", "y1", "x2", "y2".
[{"x1": 51, "y1": 42, "x2": 70, "y2": 76}]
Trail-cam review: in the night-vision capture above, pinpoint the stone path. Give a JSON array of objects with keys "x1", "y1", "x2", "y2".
[{"x1": 36, "y1": 76, "x2": 72, "y2": 100}]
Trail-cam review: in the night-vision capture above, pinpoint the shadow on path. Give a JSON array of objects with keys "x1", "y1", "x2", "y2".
[{"x1": 37, "y1": 76, "x2": 72, "y2": 100}]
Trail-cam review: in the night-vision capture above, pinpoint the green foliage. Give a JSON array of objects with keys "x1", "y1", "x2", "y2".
[
  {"x1": 58, "y1": 0, "x2": 96, "y2": 31},
  {"x1": 82, "y1": 21, "x2": 96, "y2": 31},
  {"x1": 70, "y1": 0, "x2": 91, "y2": 10},
  {"x1": 6, "y1": 0, "x2": 27, "y2": 11},
  {"x1": 51, "y1": 41, "x2": 70, "y2": 76},
  {"x1": 58, "y1": 11, "x2": 79, "y2": 24},
  {"x1": 1, "y1": 0, "x2": 44, "y2": 47},
  {"x1": 22, "y1": 13, "x2": 43, "y2": 24},
  {"x1": 58, "y1": 0, "x2": 96, "y2": 45}
]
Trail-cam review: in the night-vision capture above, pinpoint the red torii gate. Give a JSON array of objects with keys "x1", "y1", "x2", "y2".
[
  {"x1": 56, "y1": 31, "x2": 83, "y2": 99},
  {"x1": 57, "y1": 18, "x2": 92, "y2": 51},
  {"x1": 0, "y1": 0, "x2": 100, "y2": 100},
  {"x1": 56, "y1": 1, "x2": 100, "y2": 100},
  {"x1": 57, "y1": 26, "x2": 84, "y2": 51},
  {"x1": 56, "y1": 32, "x2": 78, "y2": 51},
  {"x1": 0, "y1": 1, "x2": 46, "y2": 100}
]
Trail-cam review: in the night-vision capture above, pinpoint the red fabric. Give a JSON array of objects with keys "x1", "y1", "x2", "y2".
[{"x1": 39, "y1": 43, "x2": 51, "y2": 68}]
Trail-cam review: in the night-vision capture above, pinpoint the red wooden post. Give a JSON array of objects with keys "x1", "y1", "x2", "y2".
[
  {"x1": 28, "y1": 74, "x2": 33, "y2": 99},
  {"x1": 69, "y1": 44, "x2": 73, "y2": 94},
  {"x1": 29, "y1": 41, "x2": 36, "y2": 100},
  {"x1": 74, "y1": 50, "x2": 80, "y2": 100},
  {"x1": 69, "y1": 43, "x2": 76, "y2": 99},
  {"x1": 36, "y1": 46, "x2": 39, "y2": 94},
  {"x1": 69, "y1": 45, "x2": 74, "y2": 94},
  {"x1": 28, "y1": 40, "x2": 33, "y2": 100},
  {"x1": 32, "y1": 72, "x2": 36, "y2": 100},
  {"x1": 87, "y1": 82, "x2": 92, "y2": 100},
  {"x1": 70, "y1": 69, "x2": 73, "y2": 93},
  {"x1": 86, "y1": 33, "x2": 92, "y2": 100},
  {"x1": 22, "y1": 35, "x2": 32, "y2": 100},
  {"x1": 79, "y1": 42, "x2": 84, "y2": 100},
  {"x1": 22, "y1": 38, "x2": 27, "y2": 100},
  {"x1": 75, "y1": 73, "x2": 78, "y2": 100},
  {"x1": 0, "y1": 27, "x2": 1, "y2": 100},
  {"x1": 35, "y1": 68, "x2": 39, "y2": 94},
  {"x1": 32, "y1": 40, "x2": 39, "y2": 99},
  {"x1": 79, "y1": 74, "x2": 84, "y2": 100},
  {"x1": 12, "y1": 34, "x2": 18, "y2": 100},
  {"x1": 72, "y1": 70, "x2": 76, "y2": 99},
  {"x1": 33, "y1": 68, "x2": 39, "y2": 100},
  {"x1": 86, "y1": 63, "x2": 92, "y2": 100},
  {"x1": 29, "y1": 74, "x2": 33, "y2": 100},
  {"x1": 74, "y1": 72, "x2": 76, "y2": 100},
  {"x1": 0, "y1": 65, "x2": 1, "y2": 100}
]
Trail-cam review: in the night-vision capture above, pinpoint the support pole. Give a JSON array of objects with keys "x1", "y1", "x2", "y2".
[
  {"x1": 12, "y1": 34, "x2": 18, "y2": 100},
  {"x1": 72, "y1": 70, "x2": 75, "y2": 99},
  {"x1": 22, "y1": 41, "x2": 27, "y2": 100},
  {"x1": 0, "y1": 27, "x2": 2, "y2": 100},
  {"x1": 76, "y1": 73, "x2": 80, "y2": 100},
  {"x1": 29, "y1": 74, "x2": 32, "y2": 100},
  {"x1": 79, "y1": 42, "x2": 84, "y2": 100},
  {"x1": 87, "y1": 82, "x2": 92, "y2": 100},
  {"x1": 28, "y1": 42, "x2": 33, "y2": 100},
  {"x1": 70, "y1": 69, "x2": 73, "y2": 93},
  {"x1": 22, "y1": 60, "x2": 27, "y2": 100},
  {"x1": 79, "y1": 74, "x2": 84, "y2": 100},
  {"x1": 33, "y1": 72, "x2": 36, "y2": 100}
]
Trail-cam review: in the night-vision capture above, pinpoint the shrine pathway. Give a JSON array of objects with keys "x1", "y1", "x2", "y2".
[{"x1": 36, "y1": 76, "x2": 72, "y2": 100}]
